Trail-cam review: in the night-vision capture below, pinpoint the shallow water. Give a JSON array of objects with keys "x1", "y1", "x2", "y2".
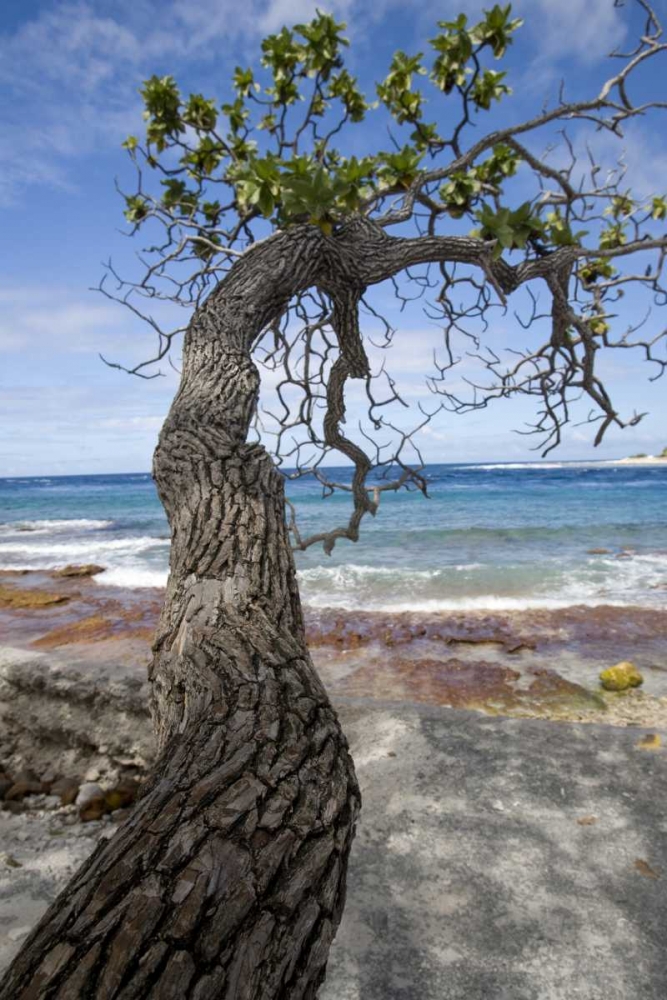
[{"x1": 0, "y1": 462, "x2": 666, "y2": 610}]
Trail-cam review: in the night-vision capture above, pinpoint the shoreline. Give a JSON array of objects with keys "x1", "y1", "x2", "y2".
[
  {"x1": 606, "y1": 456, "x2": 667, "y2": 466},
  {"x1": 2, "y1": 456, "x2": 666, "y2": 479},
  {"x1": 2, "y1": 567, "x2": 666, "y2": 980},
  {"x1": 2, "y1": 567, "x2": 667, "y2": 745}
]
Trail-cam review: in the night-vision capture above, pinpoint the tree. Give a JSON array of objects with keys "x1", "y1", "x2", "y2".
[{"x1": 3, "y1": 3, "x2": 666, "y2": 997}]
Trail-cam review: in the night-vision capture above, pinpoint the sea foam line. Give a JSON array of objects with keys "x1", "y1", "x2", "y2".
[{"x1": 0, "y1": 519, "x2": 114, "y2": 534}]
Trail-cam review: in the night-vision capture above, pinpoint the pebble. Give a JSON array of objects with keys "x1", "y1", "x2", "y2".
[
  {"x1": 0, "y1": 852, "x2": 23, "y2": 868},
  {"x1": 26, "y1": 794, "x2": 47, "y2": 810},
  {"x1": 75, "y1": 783, "x2": 104, "y2": 808}
]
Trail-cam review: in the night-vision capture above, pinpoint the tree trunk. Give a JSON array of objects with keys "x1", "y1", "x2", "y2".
[{"x1": 0, "y1": 227, "x2": 361, "y2": 999}]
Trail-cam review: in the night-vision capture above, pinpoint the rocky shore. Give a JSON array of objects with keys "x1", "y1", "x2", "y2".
[{"x1": 1, "y1": 567, "x2": 667, "y2": 989}]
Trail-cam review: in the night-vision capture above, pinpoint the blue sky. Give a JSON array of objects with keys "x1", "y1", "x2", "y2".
[{"x1": 1, "y1": 0, "x2": 666, "y2": 475}]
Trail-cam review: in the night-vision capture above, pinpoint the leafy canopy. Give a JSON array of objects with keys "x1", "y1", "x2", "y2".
[
  {"x1": 105, "y1": 3, "x2": 667, "y2": 524},
  {"x1": 120, "y1": 7, "x2": 543, "y2": 240},
  {"x1": 121, "y1": 4, "x2": 664, "y2": 271}
]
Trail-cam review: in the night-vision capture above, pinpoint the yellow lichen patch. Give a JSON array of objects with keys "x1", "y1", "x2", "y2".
[
  {"x1": 636, "y1": 733, "x2": 662, "y2": 751},
  {"x1": 0, "y1": 584, "x2": 69, "y2": 609},
  {"x1": 599, "y1": 661, "x2": 644, "y2": 691}
]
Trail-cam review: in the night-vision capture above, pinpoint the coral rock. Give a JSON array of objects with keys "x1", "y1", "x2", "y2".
[
  {"x1": 79, "y1": 796, "x2": 107, "y2": 822},
  {"x1": 104, "y1": 781, "x2": 139, "y2": 812},
  {"x1": 75, "y1": 782, "x2": 105, "y2": 808},
  {"x1": 51, "y1": 777, "x2": 80, "y2": 806},
  {"x1": 52, "y1": 564, "x2": 105, "y2": 578},
  {"x1": 600, "y1": 661, "x2": 644, "y2": 691},
  {"x1": 0, "y1": 584, "x2": 69, "y2": 608},
  {"x1": 5, "y1": 770, "x2": 42, "y2": 800}
]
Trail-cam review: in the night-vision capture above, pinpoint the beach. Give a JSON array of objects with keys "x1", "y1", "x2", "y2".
[
  {"x1": 2, "y1": 460, "x2": 667, "y2": 754},
  {"x1": 1, "y1": 462, "x2": 667, "y2": 987}
]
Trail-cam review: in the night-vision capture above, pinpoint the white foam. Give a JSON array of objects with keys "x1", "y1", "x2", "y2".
[
  {"x1": 0, "y1": 519, "x2": 114, "y2": 534},
  {"x1": 102, "y1": 566, "x2": 169, "y2": 589},
  {"x1": 301, "y1": 594, "x2": 631, "y2": 612},
  {"x1": 0, "y1": 536, "x2": 165, "y2": 559},
  {"x1": 298, "y1": 563, "x2": 482, "y2": 584},
  {"x1": 296, "y1": 549, "x2": 667, "y2": 613},
  {"x1": 465, "y1": 462, "x2": 594, "y2": 471}
]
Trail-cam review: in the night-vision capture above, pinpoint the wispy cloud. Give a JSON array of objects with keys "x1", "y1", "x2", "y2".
[
  {"x1": 515, "y1": 0, "x2": 627, "y2": 64},
  {"x1": 0, "y1": 285, "x2": 184, "y2": 369},
  {"x1": 0, "y1": 0, "x2": 636, "y2": 206}
]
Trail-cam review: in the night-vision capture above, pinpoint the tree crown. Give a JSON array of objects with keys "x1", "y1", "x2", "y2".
[{"x1": 101, "y1": 2, "x2": 667, "y2": 552}]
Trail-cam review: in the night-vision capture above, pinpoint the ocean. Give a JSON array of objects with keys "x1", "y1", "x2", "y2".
[{"x1": 1, "y1": 462, "x2": 666, "y2": 612}]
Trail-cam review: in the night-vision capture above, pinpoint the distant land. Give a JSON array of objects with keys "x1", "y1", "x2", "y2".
[{"x1": 612, "y1": 446, "x2": 667, "y2": 465}]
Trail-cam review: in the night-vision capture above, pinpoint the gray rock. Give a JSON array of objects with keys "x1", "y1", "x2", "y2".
[{"x1": 75, "y1": 783, "x2": 104, "y2": 808}]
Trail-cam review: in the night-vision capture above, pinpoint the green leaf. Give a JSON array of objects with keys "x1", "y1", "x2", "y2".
[
  {"x1": 440, "y1": 171, "x2": 482, "y2": 215},
  {"x1": 329, "y1": 69, "x2": 368, "y2": 122},
  {"x1": 202, "y1": 200, "x2": 222, "y2": 224},
  {"x1": 183, "y1": 94, "x2": 218, "y2": 131},
  {"x1": 295, "y1": 10, "x2": 349, "y2": 79},
  {"x1": 606, "y1": 193, "x2": 634, "y2": 218},
  {"x1": 475, "y1": 201, "x2": 545, "y2": 252},
  {"x1": 545, "y1": 210, "x2": 587, "y2": 247},
  {"x1": 222, "y1": 98, "x2": 249, "y2": 134},
  {"x1": 124, "y1": 195, "x2": 149, "y2": 225},
  {"x1": 182, "y1": 137, "x2": 225, "y2": 177},
  {"x1": 578, "y1": 259, "x2": 616, "y2": 285},
  {"x1": 233, "y1": 67, "x2": 256, "y2": 97},
  {"x1": 377, "y1": 50, "x2": 425, "y2": 123},
  {"x1": 651, "y1": 196, "x2": 666, "y2": 221},
  {"x1": 470, "y1": 4, "x2": 523, "y2": 57},
  {"x1": 471, "y1": 69, "x2": 510, "y2": 110},
  {"x1": 599, "y1": 223, "x2": 627, "y2": 250},
  {"x1": 140, "y1": 75, "x2": 184, "y2": 151},
  {"x1": 377, "y1": 145, "x2": 424, "y2": 188},
  {"x1": 257, "y1": 186, "x2": 275, "y2": 218},
  {"x1": 430, "y1": 17, "x2": 473, "y2": 94}
]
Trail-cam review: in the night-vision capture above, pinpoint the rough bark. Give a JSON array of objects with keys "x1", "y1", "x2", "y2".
[
  {"x1": 0, "y1": 225, "x2": 363, "y2": 999},
  {"x1": 2, "y1": 214, "x2": 534, "y2": 998}
]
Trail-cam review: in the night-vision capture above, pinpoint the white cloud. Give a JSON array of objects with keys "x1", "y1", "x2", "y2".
[
  {"x1": 0, "y1": 384, "x2": 172, "y2": 475},
  {"x1": 515, "y1": 0, "x2": 627, "y2": 64},
  {"x1": 0, "y1": 285, "x2": 185, "y2": 369},
  {"x1": 0, "y1": 0, "x2": 639, "y2": 205}
]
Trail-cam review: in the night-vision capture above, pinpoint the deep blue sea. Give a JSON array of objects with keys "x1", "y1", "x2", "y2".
[{"x1": 0, "y1": 462, "x2": 666, "y2": 611}]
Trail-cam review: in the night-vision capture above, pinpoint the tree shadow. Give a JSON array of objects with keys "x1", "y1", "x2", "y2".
[{"x1": 321, "y1": 700, "x2": 667, "y2": 1000}]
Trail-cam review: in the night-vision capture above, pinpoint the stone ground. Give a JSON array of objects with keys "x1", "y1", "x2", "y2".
[
  {"x1": 321, "y1": 701, "x2": 667, "y2": 1000},
  {"x1": 1, "y1": 686, "x2": 665, "y2": 998}
]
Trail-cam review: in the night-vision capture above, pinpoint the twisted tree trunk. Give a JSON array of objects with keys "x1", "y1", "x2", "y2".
[{"x1": 0, "y1": 227, "x2": 361, "y2": 999}]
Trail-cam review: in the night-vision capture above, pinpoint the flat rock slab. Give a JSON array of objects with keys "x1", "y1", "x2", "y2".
[
  {"x1": 1, "y1": 701, "x2": 665, "y2": 998},
  {"x1": 323, "y1": 701, "x2": 667, "y2": 1000}
]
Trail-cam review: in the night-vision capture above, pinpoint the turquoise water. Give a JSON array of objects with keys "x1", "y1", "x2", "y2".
[{"x1": 0, "y1": 463, "x2": 666, "y2": 611}]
